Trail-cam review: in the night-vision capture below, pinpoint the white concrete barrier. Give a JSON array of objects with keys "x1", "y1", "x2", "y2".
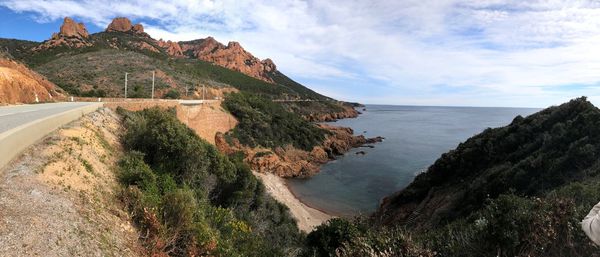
[{"x1": 0, "y1": 103, "x2": 103, "y2": 169}]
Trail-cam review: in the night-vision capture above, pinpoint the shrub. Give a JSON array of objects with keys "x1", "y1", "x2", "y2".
[
  {"x1": 306, "y1": 218, "x2": 361, "y2": 256},
  {"x1": 117, "y1": 107, "x2": 304, "y2": 256},
  {"x1": 164, "y1": 89, "x2": 181, "y2": 99}
]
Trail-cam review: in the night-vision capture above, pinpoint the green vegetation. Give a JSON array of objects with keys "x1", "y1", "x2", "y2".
[
  {"x1": 304, "y1": 218, "x2": 433, "y2": 257},
  {"x1": 163, "y1": 89, "x2": 181, "y2": 99},
  {"x1": 117, "y1": 107, "x2": 304, "y2": 256},
  {"x1": 223, "y1": 92, "x2": 327, "y2": 151},
  {"x1": 280, "y1": 101, "x2": 346, "y2": 117}
]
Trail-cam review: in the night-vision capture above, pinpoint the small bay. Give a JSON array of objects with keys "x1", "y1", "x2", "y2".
[{"x1": 287, "y1": 105, "x2": 539, "y2": 216}]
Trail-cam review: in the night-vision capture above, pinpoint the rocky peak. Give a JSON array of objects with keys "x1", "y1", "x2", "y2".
[
  {"x1": 106, "y1": 17, "x2": 145, "y2": 34},
  {"x1": 132, "y1": 24, "x2": 144, "y2": 33},
  {"x1": 227, "y1": 41, "x2": 242, "y2": 49},
  {"x1": 261, "y1": 58, "x2": 276, "y2": 72},
  {"x1": 57, "y1": 17, "x2": 89, "y2": 39},
  {"x1": 187, "y1": 37, "x2": 223, "y2": 52},
  {"x1": 34, "y1": 17, "x2": 92, "y2": 51}
]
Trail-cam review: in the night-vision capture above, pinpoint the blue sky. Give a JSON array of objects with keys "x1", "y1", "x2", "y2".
[{"x1": 2, "y1": 1, "x2": 600, "y2": 108}]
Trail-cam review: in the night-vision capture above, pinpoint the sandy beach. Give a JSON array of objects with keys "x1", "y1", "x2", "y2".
[{"x1": 253, "y1": 172, "x2": 333, "y2": 232}]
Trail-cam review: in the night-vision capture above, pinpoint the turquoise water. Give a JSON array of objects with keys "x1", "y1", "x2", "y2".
[{"x1": 286, "y1": 105, "x2": 539, "y2": 216}]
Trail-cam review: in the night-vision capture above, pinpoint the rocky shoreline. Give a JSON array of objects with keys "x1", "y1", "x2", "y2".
[
  {"x1": 216, "y1": 123, "x2": 383, "y2": 178},
  {"x1": 303, "y1": 104, "x2": 361, "y2": 122}
]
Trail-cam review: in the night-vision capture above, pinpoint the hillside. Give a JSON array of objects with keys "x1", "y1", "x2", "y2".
[
  {"x1": 375, "y1": 97, "x2": 600, "y2": 228},
  {"x1": 0, "y1": 51, "x2": 64, "y2": 104},
  {"x1": 0, "y1": 17, "x2": 332, "y2": 102}
]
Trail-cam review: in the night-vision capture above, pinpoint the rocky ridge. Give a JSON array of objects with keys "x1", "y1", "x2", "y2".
[
  {"x1": 178, "y1": 38, "x2": 277, "y2": 83},
  {"x1": 216, "y1": 124, "x2": 383, "y2": 178},
  {"x1": 32, "y1": 16, "x2": 282, "y2": 84}
]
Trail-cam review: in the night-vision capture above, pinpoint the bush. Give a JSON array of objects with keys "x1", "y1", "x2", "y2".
[
  {"x1": 117, "y1": 107, "x2": 304, "y2": 256},
  {"x1": 306, "y1": 218, "x2": 361, "y2": 256},
  {"x1": 423, "y1": 191, "x2": 600, "y2": 257},
  {"x1": 164, "y1": 89, "x2": 181, "y2": 99}
]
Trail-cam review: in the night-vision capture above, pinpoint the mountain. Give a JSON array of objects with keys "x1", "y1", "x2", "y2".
[
  {"x1": 0, "y1": 17, "x2": 333, "y2": 104},
  {"x1": 375, "y1": 97, "x2": 600, "y2": 230},
  {"x1": 0, "y1": 51, "x2": 64, "y2": 104}
]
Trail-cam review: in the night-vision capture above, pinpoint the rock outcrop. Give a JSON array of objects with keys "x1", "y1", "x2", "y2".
[
  {"x1": 57, "y1": 17, "x2": 89, "y2": 38},
  {"x1": 179, "y1": 37, "x2": 277, "y2": 83},
  {"x1": 0, "y1": 54, "x2": 63, "y2": 104},
  {"x1": 157, "y1": 39, "x2": 183, "y2": 57},
  {"x1": 215, "y1": 124, "x2": 383, "y2": 178},
  {"x1": 105, "y1": 17, "x2": 147, "y2": 36},
  {"x1": 33, "y1": 17, "x2": 92, "y2": 50}
]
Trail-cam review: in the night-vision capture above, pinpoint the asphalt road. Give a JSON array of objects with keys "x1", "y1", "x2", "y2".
[{"x1": 0, "y1": 102, "x2": 96, "y2": 134}]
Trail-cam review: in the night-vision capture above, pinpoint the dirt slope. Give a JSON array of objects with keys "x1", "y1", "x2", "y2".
[
  {"x1": 0, "y1": 55, "x2": 63, "y2": 104},
  {"x1": 0, "y1": 108, "x2": 142, "y2": 256}
]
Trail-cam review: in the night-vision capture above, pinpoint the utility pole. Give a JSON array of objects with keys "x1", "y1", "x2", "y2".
[
  {"x1": 202, "y1": 84, "x2": 205, "y2": 101},
  {"x1": 124, "y1": 72, "x2": 128, "y2": 99},
  {"x1": 151, "y1": 71, "x2": 155, "y2": 100},
  {"x1": 185, "y1": 85, "x2": 188, "y2": 98}
]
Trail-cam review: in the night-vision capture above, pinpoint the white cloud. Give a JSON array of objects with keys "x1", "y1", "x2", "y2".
[{"x1": 3, "y1": 0, "x2": 600, "y2": 106}]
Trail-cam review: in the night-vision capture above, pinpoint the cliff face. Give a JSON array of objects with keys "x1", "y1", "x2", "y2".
[
  {"x1": 215, "y1": 124, "x2": 382, "y2": 178},
  {"x1": 179, "y1": 38, "x2": 277, "y2": 83},
  {"x1": 0, "y1": 55, "x2": 63, "y2": 104},
  {"x1": 374, "y1": 97, "x2": 600, "y2": 230}
]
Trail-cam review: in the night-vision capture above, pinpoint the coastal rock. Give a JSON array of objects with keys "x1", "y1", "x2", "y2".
[
  {"x1": 179, "y1": 37, "x2": 278, "y2": 83},
  {"x1": 304, "y1": 104, "x2": 360, "y2": 122},
  {"x1": 215, "y1": 124, "x2": 383, "y2": 178},
  {"x1": 33, "y1": 17, "x2": 92, "y2": 50}
]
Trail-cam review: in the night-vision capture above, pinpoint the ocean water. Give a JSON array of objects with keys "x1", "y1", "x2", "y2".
[{"x1": 286, "y1": 105, "x2": 539, "y2": 217}]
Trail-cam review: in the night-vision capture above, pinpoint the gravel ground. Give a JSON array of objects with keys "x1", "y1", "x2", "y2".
[{"x1": 0, "y1": 108, "x2": 142, "y2": 256}]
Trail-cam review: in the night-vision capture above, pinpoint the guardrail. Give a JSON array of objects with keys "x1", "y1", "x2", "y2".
[{"x1": 0, "y1": 103, "x2": 102, "y2": 169}]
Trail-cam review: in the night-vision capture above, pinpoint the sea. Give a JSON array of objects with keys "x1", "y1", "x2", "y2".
[{"x1": 286, "y1": 105, "x2": 539, "y2": 217}]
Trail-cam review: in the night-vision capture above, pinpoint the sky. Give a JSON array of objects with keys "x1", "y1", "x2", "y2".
[{"x1": 2, "y1": 0, "x2": 600, "y2": 108}]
